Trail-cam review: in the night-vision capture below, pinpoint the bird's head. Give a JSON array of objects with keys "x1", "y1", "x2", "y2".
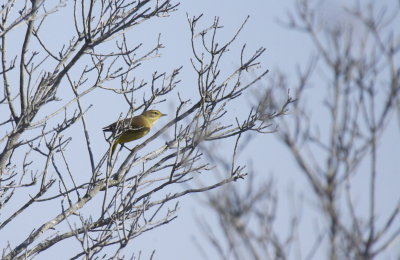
[{"x1": 142, "y1": 110, "x2": 167, "y2": 123}]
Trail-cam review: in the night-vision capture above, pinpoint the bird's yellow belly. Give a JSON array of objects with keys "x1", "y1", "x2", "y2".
[{"x1": 117, "y1": 129, "x2": 150, "y2": 144}]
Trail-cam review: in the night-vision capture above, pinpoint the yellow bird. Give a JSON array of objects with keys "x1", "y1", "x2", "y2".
[{"x1": 103, "y1": 110, "x2": 166, "y2": 156}]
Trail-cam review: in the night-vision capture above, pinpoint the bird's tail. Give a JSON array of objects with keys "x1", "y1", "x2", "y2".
[{"x1": 110, "y1": 141, "x2": 118, "y2": 156}]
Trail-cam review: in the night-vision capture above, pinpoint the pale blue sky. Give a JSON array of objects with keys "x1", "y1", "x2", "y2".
[{"x1": 2, "y1": 0, "x2": 399, "y2": 259}]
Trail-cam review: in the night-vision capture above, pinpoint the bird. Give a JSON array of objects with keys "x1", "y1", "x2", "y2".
[{"x1": 103, "y1": 110, "x2": 167, "y2": 156}]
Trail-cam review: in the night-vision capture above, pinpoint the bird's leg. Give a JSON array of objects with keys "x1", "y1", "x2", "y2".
[{"x1": 121, "y1": 144, "x2": 134, "y2": 152}]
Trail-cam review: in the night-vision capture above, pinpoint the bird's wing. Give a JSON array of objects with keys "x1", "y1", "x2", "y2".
[{"x1": 103, "y1": 116, "x2": 150, "y2": 133}]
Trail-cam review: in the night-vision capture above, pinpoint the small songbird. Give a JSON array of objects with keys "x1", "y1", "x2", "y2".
[{"x1": 103, "y1": 110, "x2": 166, "y2": 156}]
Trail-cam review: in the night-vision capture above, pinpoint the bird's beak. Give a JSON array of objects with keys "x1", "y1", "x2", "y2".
[{"x1": 161, "y1": 113, "x2": 167, "y2": 117}]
